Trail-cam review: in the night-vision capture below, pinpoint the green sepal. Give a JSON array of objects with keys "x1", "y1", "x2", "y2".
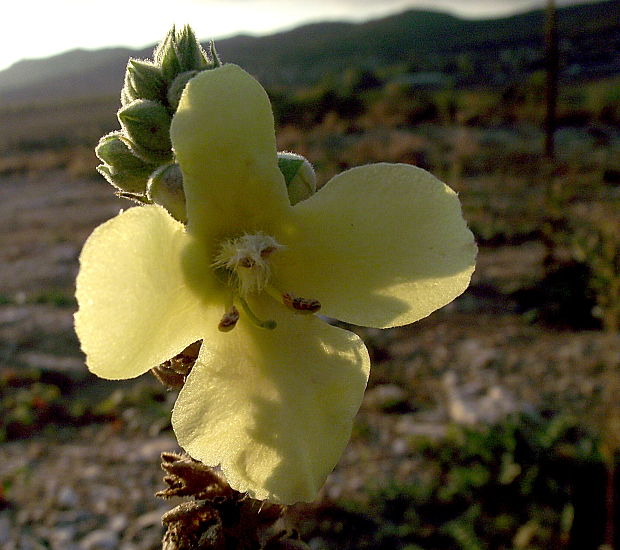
[
  {"x1": 154, "y1": 25, "x2": 212, "y2": 84},
  {"x1": 147, "y1": 163, "x2": 187, "y2": 223},
  {"x1": 122, "y1": 137, "x2": 173, "y2": 165},
  {"x1": 120, "y1": 87, "x2": 133, "y2": 107},
  {"x1": 208, "y1": 41, "x2": 221, "y2": 68},
  {"x1": 96, "y1": 132, "x2": 149, "y2": 171},
  {"x1": 167, "y1": 70, "x2": 198, "y2": 111},
  {"x1": 277, "y1": 152, "x2": 317, "y2": 205},
  {"x1": 122, "y1": 59, "x2": 166, "y2": 103},
  {"x1": 96, "y1": 163, "x2": 153, "y2": 195},
  {"x1": 154, "y1": 27, "x2": 182, "y2": 83},
  {"x1": 175, "y1": 25, "x2": 208, "y2": 72},
  {"x1": 118, "y1": 99, "x2": 172, "y2": 154},
  {"x1": 95, "y1": 132, "x2": 158, "y2": 194},
  {"x1": 278, "y1": 157, "x2": 304, "y2": 185},
  {"x1": 115, "y1": 191, "x2": 152, "y2": 205}
]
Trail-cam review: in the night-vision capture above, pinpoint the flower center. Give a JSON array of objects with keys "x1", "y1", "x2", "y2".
[
  {"x1": 212, "y1": 232, "x2": 282, "y2": 296},
  {"x1": 212, "y1": 232, "x2": 320, "y2": 331}
]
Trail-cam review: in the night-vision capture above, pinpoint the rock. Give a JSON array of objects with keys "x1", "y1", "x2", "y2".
[
  {"x1": 121, "y1": 509, "x2": 165, "y2": 546},
  {"x1": 48, "y1": 526, "x2": 79, "y2": 550},
  {"x1": 128, "y1": 436, "x2": 176, "y2": 463},
  {"x1": 55, "y1": 510, "x2": 96, "y2": 528},
  {"x1": 0, "y1": 512, "x2": 11, "y2": 545},
  {"x1": 108, "y1": 515, "x2": 128, "y2": 533},
  {"x1": 19, "y1": 534, "x2": 47, "y2": 550},
  {"x1": 443, "y1": 371, "x2": 523, "y2": 426},
  {"x1": 364, "y1": 384, "x2": 410, "y2": 413},
  {"x1": 19, "y1": 352, "x2": 87, "y2": 381},
  {"x1": 391, "y1": 438, "x2": 409, "y2": 456},
  {"x1": 57, "y1": 486, "x2": 79, "y2": 509},
  {"x1": 79, "y1": 529, "x2": 119, "y2": 550},
  {"x1": 395, "y1": 414, "x2": 447, "y2": 439}
]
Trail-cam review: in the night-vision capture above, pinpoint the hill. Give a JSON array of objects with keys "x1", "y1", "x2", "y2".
[{"x1": 0, "y1": 0, "x2": 618, "y2": 104}]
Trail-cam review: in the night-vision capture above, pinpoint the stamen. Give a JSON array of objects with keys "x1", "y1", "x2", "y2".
[
  {"x1": 238, "y1": 297, "x2": 276, "y2": 330},
  {"x1": 265, "y1": 285, "x2": 321, "y2": 314},
  {"x1": 212, "y1": 233, "x2": 284, "y2": 297},
  {"x1": 218, "y1": 305, "x2": 240, "y2": 332},
  {"x1": 260, "y1": 246, "x2": 277, "y2": 258},
  {"x1": 283, "y1": 293, "x2": 321, "y2": 314}
]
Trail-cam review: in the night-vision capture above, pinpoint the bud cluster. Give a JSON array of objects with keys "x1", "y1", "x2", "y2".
[
  {"x1": 96, "y1": 25, "x2": 220, "y2": 220},
  {"x1": 96, "y1": 25, "x2": 319, "y2": 221}
]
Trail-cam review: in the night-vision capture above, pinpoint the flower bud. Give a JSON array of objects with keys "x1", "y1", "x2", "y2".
[
  {"x1": 122, "y1": 59, "x2": 166, "y2": 104},
  {"x1": 175, "y1": 25, "x2": 209, "y2": 72},
  {"x1": 207, "y1": 40, "x2": 222, "y2": 68},
  {"x1": 167, "y1": 70, "x2": 198, "y2": 111},
  {"x1": 96, "y1": 164, "x2": 152, "y2": 195},
  {"x1": 147, "y1": 163, "x2": 187, "y2": 223},
  {"x1": 154, "y1": 27, "x2": 182, "y2": 84},
  {"x1": 96, "y1": 132, "x2": 144, "y2": 170},
  {"x1": 120, "y1": 87, "x2": 133, "y2": 107},
  {"x1": 277, "y1": 152, "x2": 316, "y2": 205},
  {"x1": 118, "y1": 99, "x2": 173, "y2": 161},
  {"x1": 95, "y1": 132, "x2": 156, "y2": 194},
  {"x1": 154, "y1": 25, "x2": 209, "y2": 84}
]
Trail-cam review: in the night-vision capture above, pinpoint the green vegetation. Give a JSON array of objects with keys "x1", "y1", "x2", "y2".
[
  {"x1": 303, "y1": 414, "x2": 609, "y2": 550},
  {"x1": 0, "y1": 366, "x2": 173, "y2": 442}
]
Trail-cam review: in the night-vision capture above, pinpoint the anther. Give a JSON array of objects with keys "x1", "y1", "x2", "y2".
[
  {"x1": 239, "y1": 297, "x2": 277, "y2": 330},
  {"x1": 266, "y1": 285, "x2": 321, "y2": 314},
  {"x1": 282, "y1": 292, "x2": 321, "y2": 314},
  {"x1": 260, "y1": 246, "x2": 277, "y2": 258},
  {"x1": 218, "y1": 305, "x2": 240, "y2": 332}
]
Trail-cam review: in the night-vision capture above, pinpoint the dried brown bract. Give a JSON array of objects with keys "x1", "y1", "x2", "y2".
[
  {"x1": 158, "y1": 452, "x2": 309, "y2": 550},
  {"x1": 151, "y1": 341, "x2": 202, "y2": 389}
]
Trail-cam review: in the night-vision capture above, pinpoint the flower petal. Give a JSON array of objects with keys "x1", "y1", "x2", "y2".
[
  {"x1": 75, "y1": 205, "x2": 219, "y2": 379},
  {"x1": 171, "y1": 64, "x2": 291, "y2": 239},
  {"x1": 171, "y1": 294, "x2": 370, "y2": 504},
  {"x1": 273, "y1": 163, "x2": 477, "y2": 328}
]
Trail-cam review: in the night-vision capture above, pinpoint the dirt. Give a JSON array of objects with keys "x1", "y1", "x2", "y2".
[{"x1": 0, "y1": 171, "x2": 617, "y2": 549}]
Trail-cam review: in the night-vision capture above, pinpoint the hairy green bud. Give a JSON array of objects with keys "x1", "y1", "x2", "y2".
[
  {"x1": 120, "y1": 87, "x2": 133, "y2": 107},
  {"x1": 96, "y1": 132, "x2": 145, "y2": 170},
  {"x1": 94, "y1": 25, "x2": 224, "y2": 200},
  {"x1": 154, "y1": 27, "x2": 182, "y2": 83},
  {"x1": 154, "y1": 25, "x2": 209, "y2": 84},
  {"x1": 175, "y1": 25, "x2": 208, "y2": 72},
  {"x1": 122, "y1": 59, "x2": 166, "y2": 104},
  {"x1": 167, "y1": 70, "x2": 198, "y2": 111},
  {"x1": 96, "y1": 164, "x2": 149, "y2": 195},
  {"x1": 147, "y1": 163, "x2": 187, "y2": 222},
  {"x1": 277, "y1": 152, "x2": 317, "y2": 205},
  {"x1": 95, "y1": 132, "x2": 157, "y2": 194},
  {"x1": 207, "y1": 40, "x2": 222, "y2": 68},
  {"x1": 118, "y1": 99, "x2": 172, "y2": 157}
]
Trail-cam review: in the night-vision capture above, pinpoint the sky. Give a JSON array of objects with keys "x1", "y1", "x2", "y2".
[{"x1": 0, "y1": 0, "x2": 600, "y2": 72}]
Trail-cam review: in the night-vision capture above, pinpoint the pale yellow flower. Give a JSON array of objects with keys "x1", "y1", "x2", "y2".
[{"x1": 75, "y1": 64, "x2": 476, "y2": 504}]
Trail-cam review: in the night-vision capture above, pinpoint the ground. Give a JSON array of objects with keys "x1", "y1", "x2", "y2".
[{"x1": 0, "y1": 143, "x2": 617, "y2": 548}]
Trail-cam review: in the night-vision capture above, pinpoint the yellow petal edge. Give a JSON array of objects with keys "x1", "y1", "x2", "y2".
[
  {"x1": 171, "y1": 64, "x2": 290, "y2": 239},
  {"x1": 75, "y1": 205, "x2": 211, "y2": 379},
  {"x1": 172, "y1": 294, "x2": 370, "y2": 504},
  {"x1": 274, "y1": 163, "x2": 477, "y2": 328}
]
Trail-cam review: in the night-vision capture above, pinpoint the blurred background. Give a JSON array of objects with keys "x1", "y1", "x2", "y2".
[{"x1": 0, "y1": 0, "x2": 619, "y2": 548}]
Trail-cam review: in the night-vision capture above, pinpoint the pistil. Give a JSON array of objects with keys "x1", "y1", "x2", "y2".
[
  {"x1": 212, "y1": 233, "x2": 320, "y2": 330},
  {"x1": 239, "y1": 296, "x2": 276, "y2": 330}
]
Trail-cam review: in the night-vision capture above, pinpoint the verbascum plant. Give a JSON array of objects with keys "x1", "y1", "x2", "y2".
[{"x1": 76, "y1": 25, "x2": 477, "y2": 508}]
